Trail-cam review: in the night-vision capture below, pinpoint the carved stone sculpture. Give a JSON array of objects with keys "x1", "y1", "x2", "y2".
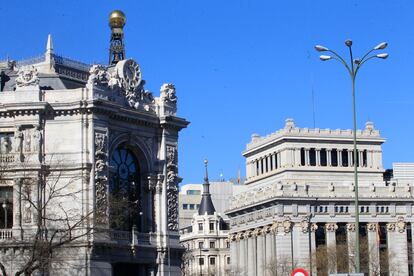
[
  {"x1": 166, "y1": 145, "x2": 179, "y2": 231},
  {"x1": 15, "y1": 66, "x2": 39, "y2": 87},
  {"x1": 94, "y1": 132, "x2": 108, "y2": 225},
  {"x1": 160, "y1": 83, "x2": 177, "y2": 104},
  {"x1": 326, "y1": 223, "x2": 338, "y2": 232}
]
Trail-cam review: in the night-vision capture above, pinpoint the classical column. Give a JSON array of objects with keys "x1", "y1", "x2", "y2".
[
  {"x1": 230, "y1": 234, "x2": 239, "y2": 274},
  {"x1": 275, "y1": 220, "x2": 293, "y2": 272},
  {"x1": 294, "y1": 148, "x2": 300, "y2": 167},
  {"x1": 264, "y1": 226, "x2": 274, "y2": 276},
  {"x1": 346, "y1": 223, "x2": 356, "y2": 273},
  {"x1": 246, "y1": 230, "x2": 256, "y2": 276},
  {"x1": 237, "y1": 232, "x2": 246, "y2": 275},
  {"x1": 367, "y1": 223, "x2": 380, "y2": 275},
  {"x1": 327, "y1": 149, "x2": 332, "y2": 166},
  {"x1": 325, "y1": 223, "x2": 338, "y2": 274},
  {"x1": 316, "y1": 148, "x2": 321, "y2": 166},
  {"x1": 255, "y1": 228, "x2": 265, "y2": 276},
  {"x1": 387, "y1": 218, "x2": 409, "y2": 275},
  {"x1": 338, "y1": 150, "x2": 342, "y2": 167},
  {"x1": 305, "y1": 149, "x2": 310, "y2": 166},
  {"x1": 348, "y1": 150, "x2": 353, "y2": 167},
  {"x1": 277, "y1": 152, "x2": 281, "y2": 168},
  {"x1": 294, "y1": 220, "x2": 311, "y2": 272}
]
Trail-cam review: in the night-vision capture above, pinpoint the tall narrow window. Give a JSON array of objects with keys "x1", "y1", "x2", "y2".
[
  {"x1": 109, "y1": 147, "x2": 141, "y2": 231},
  {"x1": 256, "y1": 161, "x2": 259, "y2": 176},
  {"x1": 300, "y1": 148, "x2": 305, "y2": 166},
  {"x1": 275, "y1": 153, "x2": 278, "y2": 169},
  {"x1": 331, "y1": 149, "x2": 338, "y2": 167},
  {"x1": 309, "y1": 148, "x2": 316, "y2": 166},
  {"x1": 320, "y1": 148, "x2": 327, "y2": 166},
  {"x1": 363, "y1": 150, "x2": 367, "y2": 167},
  {"x1": 0, "y1": 187, "x2": 13, "y2": 229},
  {"x1": 342, "y1": 149, "x2": 348, "y2": 167},
  {"x1": 270, "y1": 154, "x2": 274, "y2": 171},
  {"x1": 265, "y1": 156, "x2": 269, "y2": 173}
]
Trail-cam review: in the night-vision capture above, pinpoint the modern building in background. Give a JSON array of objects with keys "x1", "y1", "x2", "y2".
[
  {"x1": 226, "y1": 119, "x2": 414, "y2": 276},
  {"x1": 179, "y1": 181, "x2": 245, "y2": 228},
  {"x1": 0, "y1": 10, "x2": 188, "y2": 276},
  {"x1": 180, "y1": 161, "x2": 231, "y2": 276}
]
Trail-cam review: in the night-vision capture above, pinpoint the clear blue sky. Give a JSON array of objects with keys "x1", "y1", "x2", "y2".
[{"x1": 1, "y1": 1, "x2": 413, "y2": 184}]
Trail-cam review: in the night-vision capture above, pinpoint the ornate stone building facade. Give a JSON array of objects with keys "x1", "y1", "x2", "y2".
[
  {"x1": 226, "y1": 119, "x2": 414, "y2": 276},
  {"x1": 0, "y1": 11, "x2": 188, "y2": 276},
  {"x1": 180, "y1": 161, "x2": 231, "y2": 276}
]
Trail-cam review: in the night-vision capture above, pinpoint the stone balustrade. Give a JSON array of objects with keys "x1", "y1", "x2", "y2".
[{"x1": 0, "y1": 229, "x2": 13, "y2": 240}]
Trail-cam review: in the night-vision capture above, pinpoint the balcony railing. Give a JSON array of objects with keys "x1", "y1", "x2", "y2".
[
  {"x1": 0, "y1": 154, "x2": 15, "y2": 163},
  {"x1": 109, "y1": 229, "x2": 152, "y2": 246},
  {"x1": 0, "y1": 229, "x2": 13, "y2": 240}
]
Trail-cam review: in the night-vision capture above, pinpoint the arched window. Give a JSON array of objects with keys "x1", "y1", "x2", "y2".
[{"x1": 109, "y1": 147, "x2": 142, "y2": 231}]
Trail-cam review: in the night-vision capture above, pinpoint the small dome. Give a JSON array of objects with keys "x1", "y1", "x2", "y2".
[{"x1": 109, "y1": 10, "x2": 126, "y2": 28}]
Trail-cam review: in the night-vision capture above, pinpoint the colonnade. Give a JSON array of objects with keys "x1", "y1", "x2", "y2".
[
  {"x1": 247, "y1": 148, "x2": 383, "y2": 179},
  {"x1": 229, "y1": 218, "x2": 410, "y2": 276}
]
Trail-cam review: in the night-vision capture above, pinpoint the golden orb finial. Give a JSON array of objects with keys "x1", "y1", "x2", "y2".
[{"x1": 109, "y1": 10, "x2": 126, "y2": 29}]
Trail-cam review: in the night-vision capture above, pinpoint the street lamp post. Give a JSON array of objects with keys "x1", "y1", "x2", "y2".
[{"x1": 315, "y1": 40, "x2": 388, "y2": 273}]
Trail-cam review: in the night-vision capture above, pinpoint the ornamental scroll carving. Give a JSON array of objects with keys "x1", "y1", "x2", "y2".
[
  {"x1": 94, "y1": 131, "x2": 108, "y2": 225},
  {"x1": 166, "y1": 145, "x2": 179, "y2": 231}
]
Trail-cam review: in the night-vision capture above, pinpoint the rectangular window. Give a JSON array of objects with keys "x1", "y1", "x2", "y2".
[
  {"x1": 210, "y1": 241, "x2": 215, "y2": 248},
  {"x1": 199, "y1": 257, "x2": 204, "y2": 266},
  {"x1": 210, "y1": 257, "x2": 215, "y2": 265},
  {"x1": 187, "y1": 190, "x2": 201, "y2": 195},
  {"x1": 209, "y1": 222, "x2": 214, "y2": 231},
  {"x1": 189, "y1": 204, "x2": 195, "y2": 210},
  {"x1": 182, "y1": 204, "x2": 188, "y2": 210},
  {"x1": 198, "y1": 223, "x2": 203, "y2": 231},
  {"x1": 199, "y1": 241, "x2": 204, "y2": 249},
  {"x1": 227, "y1": 257, "x2": 231, "y2": 265}
]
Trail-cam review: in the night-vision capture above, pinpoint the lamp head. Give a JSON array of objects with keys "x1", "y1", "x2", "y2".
[
  {"x1": 315, "y1": 45, "x2": 329, "y2": 52},
  {"x1": 374, "y1": 42, "x2": 388, "y2": 50},
  {"x1": 319, "y1": 55, "x2": 332, "y2": 61},
  {"x1": 345, "y1": 39, "x2": 353, "y2": 47},
  {"x1": 376, "y1": 53, "x2": 389, "y2": 59}
]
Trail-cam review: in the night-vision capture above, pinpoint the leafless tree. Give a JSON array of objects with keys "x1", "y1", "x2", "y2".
[
  {"x1": 266, "y1": 255, "x2": 299, "y2": 276},
  {"x1": 0, "y1": 156, "x2": 93, "y2": 276}
]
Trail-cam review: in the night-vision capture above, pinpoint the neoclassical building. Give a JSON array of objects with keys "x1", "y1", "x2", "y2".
[
  {"x1": 226, "y1": 119, "x2": 414, "y2": 276},
  {"x1": 0, "y1": 10, "x2": 188, "y2": 276},
  {"x1": 180, "y1": 161, "x2": 231, "y2": 276}
]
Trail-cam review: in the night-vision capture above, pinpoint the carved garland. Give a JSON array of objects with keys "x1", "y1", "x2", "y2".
[
  {"x1": 94, "y1": 131, "x2": 108, "y2": 225},
  {"x1": 166, "y1": 145, "x2": 179, "y2": 231}
]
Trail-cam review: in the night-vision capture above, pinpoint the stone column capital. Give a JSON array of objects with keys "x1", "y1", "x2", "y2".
[
  {"x1": 253, "y1": 228, "x2": 262, "y2": 237},
  {"x1": 326, "y1": 223, "x2": 338, "y2": 232},
  {"x1": 396, "y1": 217, "x2": 406, "y2": 233},
  {"x1": 386, "y1": 223, "x2": 396, "y2": 232},
  {"x1": 367, "y1": 223, "x2": 378, "y2": 232},
  {"x1": 346, "y1": 223, "x2": 356, "y2": 232}
]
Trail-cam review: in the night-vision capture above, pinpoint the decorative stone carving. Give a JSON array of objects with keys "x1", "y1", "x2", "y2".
[
  {"x1": 300, "y1": 219, "x2": 310, "y2": 233},
  {"x1": 347, "y1": 223, "x2": 356, "y2": 232},
  {"x1": 253, "y1": 228, "x2": 262, "y2": 237},
  {"x1": 235, "y1": 232, "x2": 244, "y2": 241},
  {"x1": 396, "y1": 217, "x2": 406, "y2": 233},
  {"x1": 13, "y1": 130, "x2": 23, "y2": 153},
  {"x1": 31, "y1": 127, "x2": 42, "y2": 153},
  {"x1": 15, "y1": 66, "x2": 39, "y2": 87},
  {"x1": 160, "y1": 83, "x2": 177, "y2": 104},
  {"x1": 94, "y1": 131, "x2": 108, "y2": 225},
  {"x1": 326, "y1": 223, "x2": 338, "y2": 232},
  {"x1": 386, "y1": 223, "x2": 396, "y2": 232},
  {"x1": 87, "y1": 65, "x2": 109, "y2": 86},
  {"x1": 166, "y1": 145, "x2": 179, "y2": 231},
  {"x1": 367, "y1": 223, "x2": 378, "y2": 232},
  {"x1": 311, "y1": 223, "x2": 318, "y2": 232},
  {"x1": 0, "y1": 135, "x2": 12, "y2": 154}
]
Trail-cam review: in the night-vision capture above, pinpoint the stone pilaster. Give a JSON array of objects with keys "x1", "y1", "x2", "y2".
[
  {"x1": 346, "y1": 223, "x2": 356, "y2": 273},
  {"x1": 255, "y1": 228, "x2": 265, "y2": 276},
  {"x1": 239, "y1": 233, "x2": 247, "y2": 275},
  {"x1": 275, "y1": 219, "x2": 293, "y2": 272},
  {"x1": 325, "y1": 223, "x2": 338, "y2": 274},
  {"x1": 264, "y1": 226, "x2": 274, "y2": 276},
  {"x1": 230, "y1": 234, "x2": 239, "y2": 274},
  {"x1": 367, "y1": 223, "x2": 380, "y2": 275},
  {"x1": 246, "y1": 230, "x2": 256, "y2": 276},
  {"x1": 387, "y1": 218, "x2": 409, "y2": 275}
]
